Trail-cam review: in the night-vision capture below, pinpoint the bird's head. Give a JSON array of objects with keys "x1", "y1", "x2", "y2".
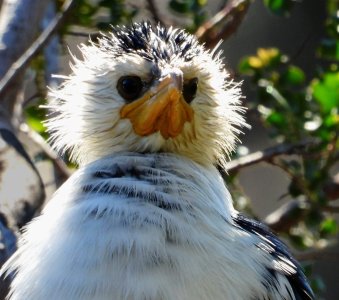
[{"x1": 46, "y1": 22, "x2": 247, "y2": 168}]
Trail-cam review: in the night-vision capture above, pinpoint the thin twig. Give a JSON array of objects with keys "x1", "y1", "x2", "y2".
[
  {"x1": 195, "y1": 0, "x2": 251, "y2": 49},
  {"x1": 264, "y1": 199, "x2": 309, "y2": 233},
  {"x1": 0, "y1": 0, "x2": 75, "y2": 94},
  {"x1": 146, "y1": 0, "x2": 163, "y2": 25},
  {"x1": 66, "y1": 30, "x2": 101, "y2": 40},
  {"x1": 226, "y1": 140, "x2": 315, "y2": 173},
  {"x1": 20, "y1": 124, "x2": 71, "y2": 183},
  {"x1": 323, "y1": 174, "x2": 339, "y2": 201},
  {"x1": 321, "y1": 205, "x2": 339, "y2": 213},
  {"x1": 295, "y1": 249, "x2": 339, "y2": 261}
]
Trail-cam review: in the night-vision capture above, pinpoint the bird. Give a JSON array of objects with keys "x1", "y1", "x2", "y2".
[{"x1": 1, "y1": 22, "x2": 314, "y2": 300}]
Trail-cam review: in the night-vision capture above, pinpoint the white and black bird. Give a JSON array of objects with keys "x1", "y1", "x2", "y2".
[{"x1": 3, "y1": 23, "x2": 314, "y2": 300}]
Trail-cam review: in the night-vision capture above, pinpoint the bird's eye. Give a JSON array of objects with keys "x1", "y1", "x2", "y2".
[
  {"x1": 183, "y1": 78, "x2": 198, "y2": 104},
  {"x1": 117, "y1": 76, "x2": 143, "y2": 101}
]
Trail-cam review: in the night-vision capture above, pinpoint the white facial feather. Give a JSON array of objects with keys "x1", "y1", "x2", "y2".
[{"x1": 45, "y1": 24, "x2": 248, "y2": 167}]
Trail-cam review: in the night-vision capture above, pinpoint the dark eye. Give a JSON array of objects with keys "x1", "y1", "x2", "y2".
[
  {"x1": 117, "y1": 76, "x2": 143, "y2": 101},
  {"x1": 183, "y1": 78, "x2": 198, "y2": 103}
]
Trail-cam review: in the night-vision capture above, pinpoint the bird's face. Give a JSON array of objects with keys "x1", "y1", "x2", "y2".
[
  {"x1": 47, "y1": 23, "x2": 246, "y2": 167},
  {"x1": 119, "y1": 65, "x2": 194, "y2": 140}
]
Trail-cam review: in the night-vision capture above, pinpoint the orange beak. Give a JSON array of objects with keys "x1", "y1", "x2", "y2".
[{"x1": 120, "y1": 73, "x2": 194, "y2": 139}]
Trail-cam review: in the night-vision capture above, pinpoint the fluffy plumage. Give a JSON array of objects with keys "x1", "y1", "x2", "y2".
[
  {"x1": 46, "y1": 23, "x2": 245, "y2": 167},
  {"x1": 2, "y1": 22, "x2": 314, "y2": 300}
]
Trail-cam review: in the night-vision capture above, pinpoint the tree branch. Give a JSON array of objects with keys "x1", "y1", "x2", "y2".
[
  {"x1": 0, "y1": 0, "x2": 50, "y2": 124},
  {"x1": 146, "y1": 0, "x2": 163, "y2": 25},
  {"x1": 195, "y1": 0, "x2": 251, "y2": 49},
  {"x1": 295, "y1": 249, "x2": 339, "y2": 261},
  {"x1": 264, "y1": 199, "x2": 310, "y2": 233},
  {"x1": 42, "y1": 1, "x2": 61, "y2": 88},
  {"x1": 0, "y1": 0, "x2": 75, "y2": 96},
  {"x1": 321, "y1": 205, "x2": 339, "y2": 213},
  {"x1": 226, "y1": 141, "x2": 314, "y2": 173},
  {"x1": 20, "y1": 124, "x2": 71, "y2": 183},
  {"x1": 323, "y1": 173, "x2": 339, "y2": 201}
]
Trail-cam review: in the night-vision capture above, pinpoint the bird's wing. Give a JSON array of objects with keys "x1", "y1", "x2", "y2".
[{"x1": 232, "y1": 213, "x2": 315, "y2": 300}]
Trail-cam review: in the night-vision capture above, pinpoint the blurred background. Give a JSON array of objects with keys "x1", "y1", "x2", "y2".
[{"x1": 0, "y1": 0, "x2": 338, "y2": 299}]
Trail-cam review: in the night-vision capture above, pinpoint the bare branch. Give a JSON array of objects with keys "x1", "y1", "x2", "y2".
[
  {"x1": 0, "y1": 0, "x2": 48, "y2": 79},
  {"x1": 195, "y1": 0, "x2": 251, "y2": 49},
  {"x1": 226, "y1": 141, "x2": 314, "y2": 173},
  {"x1": 323, "y1": 173, "x2": 339, "y2": 201},
  {"x1": 264, "y1": 199, "x2": 310, "y2": 233},
  {"x1": 0, "y1": 0, "x2": 50, "y2": 123},
  {"x1": 66, "y1": 30, "x2": 102, "y2": 41},
  {"x1": 295, "y1": 249, "x2": 339, "y2": 261},
  {"x1": 146, "y1": 0, "x2": 163, "y2": 25},
  {"x1": 20, "y1": 124, "x2": 71, "y2": 183},
  {"x1": 42, "y1": 1, "x2": 61, "y2": 88},
  {"x1": 321, "y1": 205, "x2": 339, "y2": 213},
  {"x1": 0, "y1": 0, "x2": 75, "y2": 97}
]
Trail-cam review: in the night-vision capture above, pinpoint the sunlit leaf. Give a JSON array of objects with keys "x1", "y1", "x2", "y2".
[
  {"x1": 197, "y1": 0, "x2": 207, "y2": 5},
  {"x1": 26, "y1": 117, "x2": 46, "y2": 134},
  {"x1": 257, "y1": 48, "x2": 279, "y2": 63},
  {"x1": 266, "y1": 111, "x2": 286, "y2": 127},
  {"x1": 248, "y1": 56, "x2": 264, "y2": 68},
  {"x1": 238, "y1": 57, "x2": 255, "y2": 74},
  {"x1": 323, "y1": 113, "x2": 339, "y2": 128},
  {"x1": 312, "y1": 72, "x2": 339, "y2": 113},
  {"x1": 281, "y1": 66, "x2": 305, "y2": 85},
  {"x1": 320, "y1": 218, "x2": 337, "y2": 236}
]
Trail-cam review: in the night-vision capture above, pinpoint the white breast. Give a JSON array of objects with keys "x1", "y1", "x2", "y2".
[{"x1": 4, "y1": 153, "x2": 273, "y2": 300}]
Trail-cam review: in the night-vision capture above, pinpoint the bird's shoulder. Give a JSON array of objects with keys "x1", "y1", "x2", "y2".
[{"x1": 232, "y1": 213, "x2": 314, "y2": 300}]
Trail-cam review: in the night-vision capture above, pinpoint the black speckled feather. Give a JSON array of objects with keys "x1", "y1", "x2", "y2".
[
  {"x1": 107, "y1": 22, "x2": 202, "y2": 62},
  {"x1": 233, "y1": 214, "x2": 314, "y2": 300}
]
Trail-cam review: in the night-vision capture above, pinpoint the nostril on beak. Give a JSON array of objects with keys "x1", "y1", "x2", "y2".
[
  {"x1": 157, "y1": 68, "x2": 182, "y2": 90},
  {"x1": 171, "y1": 70, "x2": 183, "y2": 91}
]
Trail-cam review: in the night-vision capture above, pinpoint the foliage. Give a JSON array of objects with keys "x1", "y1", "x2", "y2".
[
  {"x1": 169, "y1": 0, "x2": 208, "y2": 32},
  {"x1": 236, "y1": 1, "x2": 339, "y2": 293},
  {"x1": 263, "y1": 0, "x2": 295, "y2": 16}
]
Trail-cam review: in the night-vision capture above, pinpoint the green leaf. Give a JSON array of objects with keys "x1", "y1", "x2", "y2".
[
  {"x1": 266, "y1": 111, "x2": 286, "y2": 127},
  {"x1": 289, "y1": 232, "x2": 308, "y2": 250},
  {"x1": 99, "y1": 0, "x2": 113, "y2": 7},
  {"x1": 25, "y1": 105, "x2": 48, "y2": 138},
  {"x1": 281, "y1": 66, "x2": 305, "y2": 86},
  {"x1": 193, "y1": 11, "x2": 208, "y2": 28},
  {"x1": 196, "y1": 0, "x2": 207, "y2": 6},
  {"x1": 318, "y1": 39, "x2": 339, "y2": 60},
  {"x1": 75, "y1": 1, "x2": 98, "y2": 26},
  {"x1": 312, "y1": 72, "x2": 339, "y2": 113},
  {"x1": 314, "y1": 127, "x2": 333, "y2": 143},
  {"x1": 26, "y1": 116, "x2": 46, "y2": 134},
  {"x1": 323, "y1": 113, "x2": 339, "y2": 128},
  {"x1": 169, "y1": 0, "x2": 191, "y2": 13},
  {"x1": 238, "y1": 57, "x2": 255, "y2": 74},
  {"x1": 263, "y1": 0, "x2": 294, "y2": 16},
  {"x1": 320, "y1": 218, "x2": 337, "y2": 236}
]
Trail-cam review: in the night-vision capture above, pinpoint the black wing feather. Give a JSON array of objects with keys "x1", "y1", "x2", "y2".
[{"x1": 233, "y1": 213, "x2": 314, "y2": 300}]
